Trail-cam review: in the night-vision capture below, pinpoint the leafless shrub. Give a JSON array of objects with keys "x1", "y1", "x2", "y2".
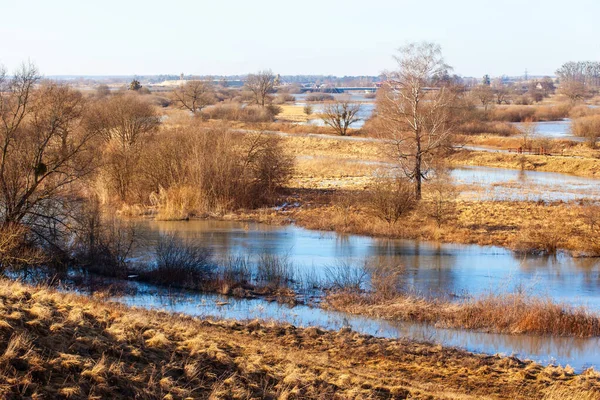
[
  {"x1": 73, "y1": 198, "x2": 138, "y2": 277},
  {"x1": 367, "y1": 259, "x2": 405, "y2": 299},
  {"x1": 0, "y1": 225, "x2": 46, "y2": 272},
  {"x1": 150, "y1": 233, "x2": 215, "y2": 285},
  {"x1": 255, "y1": 253, "x2": 293, "y2": 289},
  {"x1": 273, "y1": 93, "x2": 295, "y2": 104},
  {"x1": 515, "y1": 219, "x2": 569, "y2": 255},
  {"x1": 459, "y1": 121, "x2": 520, "y2": 136},
  {"x1": 218, "y1": 255, "x2": 252, "y2": 291},
  {"x1": 366, "y1": 174, "x2": 416, "y2": 225},
  {"x1": 139, "y1": 126, "x2": 293, "y2": 214},
  {"x1": 423, "y1": 172, "x2": 457, "y2": 227},
  {"x1": 305, "y1": 93, "x2": 334, "y2": 102},
  {"x1": 324, "y1": 259, "x2": 369, "y2": 291},
  {"x1": 581, "y1": 201, "x2": 600, "y2": 232},
  {"x1": 303, "y1": 104, "x2": 313, "y2": 116},
  {"x1": 572, "y1": 115, "x2": 600, "y2": 147},
  {"x1": 201, "y1": 103, "x2": 276, "y2": 122},
  {"x1": 243, "y1": 133, "x2": 294, "y2": 204}
]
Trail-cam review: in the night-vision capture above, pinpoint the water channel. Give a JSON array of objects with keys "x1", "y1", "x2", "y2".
[{"x1": 106, "y1": 219, "x2": 600, "y2": 372}]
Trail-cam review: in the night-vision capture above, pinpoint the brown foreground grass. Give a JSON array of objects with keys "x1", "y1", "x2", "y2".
[
  {"x1": 324, "y1": 291, "x2": 600, "y2": 337},
  {"x1": 0, "y1": 279, "x2": 599, "y2": 399}
]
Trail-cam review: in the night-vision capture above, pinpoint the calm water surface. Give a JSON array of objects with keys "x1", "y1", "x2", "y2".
[
  {"x1": 106, "y1": 219, "x2": 600, "y2": 371},
  {"x1": 514, "y1": 119, "x2": 582, "y2": 142},
  {"x1": 137, "y1": 220, "x2": 600, "y2": 309}
]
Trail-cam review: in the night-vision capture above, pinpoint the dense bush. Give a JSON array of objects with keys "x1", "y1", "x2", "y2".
[
  {"x1": 201, "y1": 102, "x2": 279, "y2": 122},
  {"x1": 572, "y1": 115, "x2": 600, "y2": 147},
  {"x1": 489, "y1": 105, "x2": 571, "y2": 122},
  {"x1": 141, "y1": 126, "x2": 294, "y2": 216},
  {"x1": 305, "y1": 93, "x2": 335, "y2": 102},
  {"x1": 458, "y1": 121, "x2": 520, "y2": 136}
]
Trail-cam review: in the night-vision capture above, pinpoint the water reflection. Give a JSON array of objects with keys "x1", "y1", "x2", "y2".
[
  {"x1": 137, "y1": 220, "x2": 600, "y2": 309},
  {"x1": 513, "y1": 119, "x2": 582, "y2": 141}
]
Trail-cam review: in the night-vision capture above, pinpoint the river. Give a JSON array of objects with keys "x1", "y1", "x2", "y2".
[{"x1": 107, "y1": 218, "x2": 600, "y2": 371}]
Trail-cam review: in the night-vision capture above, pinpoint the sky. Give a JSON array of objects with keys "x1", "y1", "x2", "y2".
[{"x1": 1, "y1": 0, "x2": 599, "y2": 78}]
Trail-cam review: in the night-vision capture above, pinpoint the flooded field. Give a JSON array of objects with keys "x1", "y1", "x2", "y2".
[
  {"x1": 452, "y1": 165, "x2": 600, "y2": 201},
  {"x1": 514, "y1": 119, "x2": 583, "y2": 142},
  {"x1": 112, "y1": 277, "x2": 600, "y2": 372}
]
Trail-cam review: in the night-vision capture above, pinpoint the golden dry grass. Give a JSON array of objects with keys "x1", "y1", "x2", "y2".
[
  {"x1": 276, "y1": 105, "x2": 311, "y2": 122},
  {"x1": 324, "y1": 291, "x2": 600, "y2": 337},
  {"x1": 0, "y1": 279, "x2": 599, "y2": 399},
  {"x1": 449, "y1": 149, "x2": 600, "y2": 177},
  {"x1": 232, "y1": 191, "x2": 600, "y2": 255}
]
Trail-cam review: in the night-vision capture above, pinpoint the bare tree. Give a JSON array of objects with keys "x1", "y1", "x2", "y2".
[
  {"x1": 377, "y1": 42, "x2": 461, "y2": 200},
  {"x1": 86, "y1": 94, "x2": 160, "y2": 201},
  {"x1": 0, "y1": 63, "x2": 98, "y2": 255},
  {"x1": 520, "y1": 120, "x2": 538, "y2": 149},
  {"x1": 471, "y1": 84, "x2": 495, "y2": 111},
  {"x1": 558, "y1": 80, "x2": 588, "y2": 102},
  {"x1": 171, "y1": 80, "x2": 215, "y2": 114},
  {"x1": 86, "y1": 94, "x2": 160, "y2": 149},
  {"x1": 494, "y1": 86, "x2": 512, "y2": 105},
  {"x1": 245, "y1": 70, "x2": 275, "y2": 107},
  {"x1": 320, "y1": 100, "x2": 361, "y2": 136}
]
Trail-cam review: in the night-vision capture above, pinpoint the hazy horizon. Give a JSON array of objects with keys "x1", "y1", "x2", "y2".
[{"x1": 2, "y1": 0, "x2": 599, "y2": 77}]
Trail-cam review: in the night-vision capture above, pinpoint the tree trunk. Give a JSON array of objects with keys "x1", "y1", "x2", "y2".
[{"x1": 415, "y1": 155, "x2": 422, "y2": 200}]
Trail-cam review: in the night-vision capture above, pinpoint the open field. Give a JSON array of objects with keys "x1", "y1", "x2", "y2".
[
  {"x1": 276, "y1": 104, "x2": 311, "y2": 122},
  {"x1": 0, "y1": 279, "x2": 599, "y2": 399}
]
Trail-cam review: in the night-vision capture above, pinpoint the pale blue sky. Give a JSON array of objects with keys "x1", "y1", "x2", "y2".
[{"x1": 1, "y1": 0, "x2": 598, "y2": 77}]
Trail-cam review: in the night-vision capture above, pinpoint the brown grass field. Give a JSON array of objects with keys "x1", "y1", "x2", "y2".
[{"x1": 0, "y1": 279, "x2": 599, "y2": 399}]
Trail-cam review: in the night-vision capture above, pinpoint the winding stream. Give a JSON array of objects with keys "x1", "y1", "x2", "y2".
[{"x1": 107, "y1": 219, "x2": 600, "y2": 371}]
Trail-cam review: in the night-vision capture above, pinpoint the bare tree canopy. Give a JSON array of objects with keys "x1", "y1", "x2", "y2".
[
  {"x1": 85, "y1": 94, "x2": 161, "y2": 148},
  {"x1": 377, "y1": 42, "x2": 461, "y2": 200},
  {"x1": 556, "y1": 61, "x2": 600, "y2": 88},
  {"x1": 171, "y1": 80, "x2": 216, "y2": 114},
  {"x1": 245, "y1": 70, "x2": 275, "y2": 107},
  {"x1": 85, "y1": 94, "x2": 161, "y2": 202},
  {"x1": 0, "y1": 63, "x2": 98, "y2": 255},
  {"x1": 471, "y1": 84, "x2": 495, "y2": 111},
  {"x1": 558, "y1": 80, "x2": 588, "y2": 102},
  {"x1": 320, "y1": 100, "x2": 361, "y2": 136}
]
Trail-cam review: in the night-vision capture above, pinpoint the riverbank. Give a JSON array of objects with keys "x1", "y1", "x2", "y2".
[
  {"x1": 449, "y1": 149, "x2": 600, "y2": 178},
  {"x1": 324, "y1": 290, "x2": 600, "y2": 337},
  {"x1": 0, "y1": 279, "x2": 598, "y2": 399},
  {"x1": 223, "y1": 194, "x2": 599, "y2": 256}
]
